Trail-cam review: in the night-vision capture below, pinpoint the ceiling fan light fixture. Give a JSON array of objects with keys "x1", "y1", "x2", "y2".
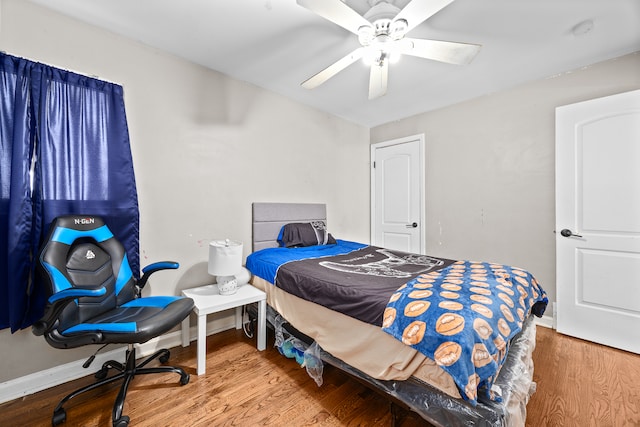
[
  {"x1": 363, "y1": 46, "x2": 384, "y2": 65},
  {"x1": 390, "y1": 18, "x2": 408, "y2": 40},
  {"x1": 358, "y1": 25, "x2": 375, "y2": 45},
  {"x1": 362, "y1": 34, "x2": 401, "y2": 65},
  {"x1": 363, "y1": 50, "x2": 401, "y2": 66}
]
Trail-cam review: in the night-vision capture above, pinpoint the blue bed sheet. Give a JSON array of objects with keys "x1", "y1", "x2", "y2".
[{"x1": 246, "y1": 239, "x2": 366, "y2": 284}]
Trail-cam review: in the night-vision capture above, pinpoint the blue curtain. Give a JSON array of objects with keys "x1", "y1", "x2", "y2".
[
  {"x1": 0, "y1": 53, "x2": 139, "y2": 332},
  {"x1": 0, "y1": 54, "x2": 37, "y2": 332}
]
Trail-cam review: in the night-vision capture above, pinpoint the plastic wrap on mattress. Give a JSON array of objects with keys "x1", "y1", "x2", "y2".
[{"x1": 270, "y1": 305, "x2": 537, "y2": 427}]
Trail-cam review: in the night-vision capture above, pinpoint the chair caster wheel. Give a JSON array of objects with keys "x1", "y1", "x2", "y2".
[
  {"x1": 113, "y1": 415, "x2": 130, "y2": 427},
  {"x1": 95, "y1": 368, "x2": 108, "y2": 380},
  {"x1": 52, "y1": 408, "x2": 66, "y2": 425},
  {"x1": 159, "y1": 352, "x2": 170, "y2": 364},
  {"x1": 180, "y1": 373, "x2": 190, "y2": 385}
]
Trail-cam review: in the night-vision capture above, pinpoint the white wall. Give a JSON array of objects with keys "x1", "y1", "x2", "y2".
[
  {"x1": 371, "y1": 52, "x2": 640, "y2": 310},
  {"x1": 0, "y1": 0, "x2": 370, "y2": 382}
]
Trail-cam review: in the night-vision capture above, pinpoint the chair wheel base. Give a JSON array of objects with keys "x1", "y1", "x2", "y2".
[
  {"x1": 95, "y1": 368, "x2": 108, "y2": 380},
  {"x1": 52, "y1": 408, "x2": 66, "y2": 425},
  {"x1": 180, "y1": 373, "x2": 190, "y2": 385},
  {"x1": 113, "y1": 415, "x2": 130, "y2": 427},
  {"x1": 48, "y1": 346, "x2": 188, "y2": 426}
]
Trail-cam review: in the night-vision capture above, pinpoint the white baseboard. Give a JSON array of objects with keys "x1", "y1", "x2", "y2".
[
  {"x1": 0, "y1": 314, "x2": 235, "y2": 405},
  {"x1": 534, "y1": 314, "x2": 554, "y2": 329},
  {"x1": 0, "y1": 346, "x2": 128, "y2": 405}
]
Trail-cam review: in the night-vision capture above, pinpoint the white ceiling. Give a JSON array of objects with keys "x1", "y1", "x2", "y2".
[{"x1": 27, "y1": 0, "x2": 640, "y2": 127}]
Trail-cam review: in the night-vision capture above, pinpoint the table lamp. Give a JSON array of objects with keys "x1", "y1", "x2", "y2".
[{"x1": 208, "y1": 239, "x2": 245, "y2": 295}]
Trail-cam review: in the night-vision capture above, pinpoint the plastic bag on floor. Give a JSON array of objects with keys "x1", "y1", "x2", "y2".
[
  {"x1": 273, "y1": 314, "x2": 286, "y2": 348},
  {"x1": 302, "y1": 341, "x2": 324, "y2": 387}
]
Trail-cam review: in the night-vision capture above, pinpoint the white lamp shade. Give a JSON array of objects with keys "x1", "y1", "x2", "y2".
[{"x1": 208, "y1": 239, "x2": 243, "y2": 277}]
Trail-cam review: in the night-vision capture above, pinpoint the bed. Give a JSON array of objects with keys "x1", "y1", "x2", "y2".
[{"x1": 246, "y1": 202, "x2": 548, "y2": 426}]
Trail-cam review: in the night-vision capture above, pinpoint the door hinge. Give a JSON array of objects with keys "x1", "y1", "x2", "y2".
[{"x1": 373, "y1": 161, "x2": 376, "y2": 168}]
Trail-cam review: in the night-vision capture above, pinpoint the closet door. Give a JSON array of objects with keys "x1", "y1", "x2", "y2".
[
  {"x1": 556, "y1": 89, "x2": 640, "y2": 354},
  {"x1": 371, "y1": 135, "x2": 424, "y2": 254}
]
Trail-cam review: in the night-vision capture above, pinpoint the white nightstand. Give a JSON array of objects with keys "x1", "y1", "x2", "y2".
[{"x1": 181, "y1": 283, "x2": 267, "y2": 375}]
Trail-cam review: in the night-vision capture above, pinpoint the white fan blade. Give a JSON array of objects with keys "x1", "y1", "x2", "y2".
[
  {"x1": 301, "y1": 47, "x2": 365, "y2": 89},
  {"x1": 297, "y1": 0, "x2": 372, "y2": 35},
  {"x1": 394, "y1": 0, "x2": 455, "y2": 33},
  {"x1": 368, "y1": 61, "x2": 388, "y2": 100},
  {"x1": 400, "y1": 38, "x2": 481, "y2": 65}
]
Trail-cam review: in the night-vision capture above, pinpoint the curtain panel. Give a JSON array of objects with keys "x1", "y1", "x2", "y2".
[{"x1": 0, "y1": 53, "x2": 139, "y2": 332}]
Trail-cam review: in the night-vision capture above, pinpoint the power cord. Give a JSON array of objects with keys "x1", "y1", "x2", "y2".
[{"x1": 242, "y1": 305, "x2": 255, "y2": 338}]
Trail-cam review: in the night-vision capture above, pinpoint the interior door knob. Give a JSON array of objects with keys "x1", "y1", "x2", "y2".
[
  {"x1": 406, "y1": 222, "x2": 418, "y2": 228},
  {"x1": 560, "y1": 228, "x2": 583, "y2": 238}
]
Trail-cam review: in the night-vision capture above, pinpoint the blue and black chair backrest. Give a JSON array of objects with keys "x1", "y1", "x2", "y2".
[
  {"x1": 38, "y1": 215, "x2": 139, "y2": 340},
  {"x1": 35, "y1": 214, "x2": 193, "y2": 349}
]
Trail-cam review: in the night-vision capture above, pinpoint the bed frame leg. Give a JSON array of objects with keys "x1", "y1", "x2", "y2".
[{"x1": 390, "y1": 402, "x2": 399, "y2": 427}]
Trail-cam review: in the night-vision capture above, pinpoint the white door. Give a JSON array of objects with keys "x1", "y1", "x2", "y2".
[
  {"x1": 371, "y1": 135, "x2": 425, "y2": 253},
  {"x1": 556, "y1": 89, "x2": 640, "y2": 354}
]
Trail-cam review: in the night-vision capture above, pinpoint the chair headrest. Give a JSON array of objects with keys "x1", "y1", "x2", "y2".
[{"x1": 48, "y1": 216, "x2": 112, "y2": 245}]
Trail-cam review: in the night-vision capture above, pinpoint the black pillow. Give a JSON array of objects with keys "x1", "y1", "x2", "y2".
[{"x1": 278, "y1": 221, "x2": 337, "y2": 248}]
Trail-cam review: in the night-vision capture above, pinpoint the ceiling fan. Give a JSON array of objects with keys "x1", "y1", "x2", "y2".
[{"x1": 297, "y1": 0, "x2": 481, "y2": 99}]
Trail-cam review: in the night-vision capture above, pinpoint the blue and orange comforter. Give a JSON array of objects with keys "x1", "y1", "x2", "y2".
[{"x1": 381, "y1": 260, "x2": 547, "y2": 405}]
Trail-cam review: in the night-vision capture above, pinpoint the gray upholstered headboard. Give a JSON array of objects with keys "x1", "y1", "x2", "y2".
[{"x1": 252, "y1": 202, "x2": 327, "y2": 252}]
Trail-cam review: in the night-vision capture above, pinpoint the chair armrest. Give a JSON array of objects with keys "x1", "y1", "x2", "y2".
[
  {"x1": 137, "y1": 261, "x2": 179, "y2": 290},
  {"x1": 32, "y1": 287, "x2": 107, "y2": 336}
]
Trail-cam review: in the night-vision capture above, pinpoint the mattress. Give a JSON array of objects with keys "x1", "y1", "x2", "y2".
[{"x1": 251, "y1": 275, "x2": 462, "y2": 398}]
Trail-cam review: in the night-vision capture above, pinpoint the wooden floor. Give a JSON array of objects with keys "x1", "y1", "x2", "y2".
[{"x1": 2, "y1": 326, "x2": 639, "y2": 427}]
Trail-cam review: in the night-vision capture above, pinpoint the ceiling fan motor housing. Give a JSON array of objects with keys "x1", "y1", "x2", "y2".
[
  {"x1": 358, "y1": 19, "x2": 408, "y2": 45},
  {"x1": 359, "y1": 1, "x2": 408, "y2": 46},
  {"x1": 363, "y1": 0, "x2": 400, "y2": 21}
]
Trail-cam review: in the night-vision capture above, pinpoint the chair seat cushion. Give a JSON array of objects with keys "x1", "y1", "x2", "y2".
[{"x1": 61, "y1": 296, "x2": 194, "y2": 344}]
